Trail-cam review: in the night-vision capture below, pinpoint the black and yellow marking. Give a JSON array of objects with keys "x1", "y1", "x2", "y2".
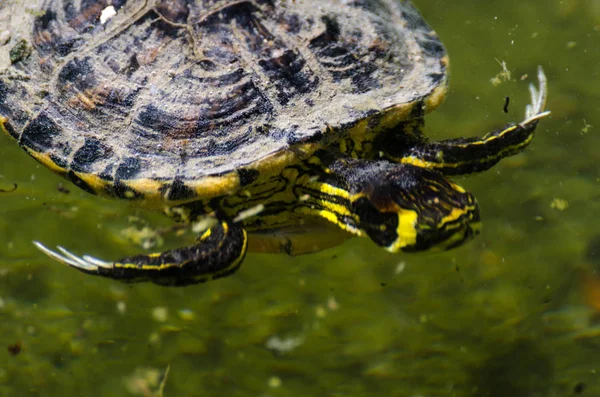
[
  {"x1": 93, "y1": 221, "x2": 247, "y2": 286},
  {"x1": 396, "y1": 113, "x2": 549, "y2": 175},
  {"x1": 1, "y1": 68, "x2": 444, "y2": 213},
  {"x1": 0, "y1": 116, "x2": 17, "y2": 139},
  {"x1": 294, "y1": 159, "x2": 480, "y2": 253},
  {"x1": 1, "y1": 0, "x2": 550, "y2": 289}
]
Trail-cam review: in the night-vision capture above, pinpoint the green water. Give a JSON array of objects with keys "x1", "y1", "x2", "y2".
[{"x1": 1, "y1": 0, "x2": 599, "y2": 396}]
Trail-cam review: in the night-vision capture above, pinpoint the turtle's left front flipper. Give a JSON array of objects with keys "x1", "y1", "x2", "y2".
[
  {"x1": 393, "y1": 66, "x2": 550, "y2": 175},
  {"x1": 35, "y1": 221, "x2": 248, "y2": 286}
]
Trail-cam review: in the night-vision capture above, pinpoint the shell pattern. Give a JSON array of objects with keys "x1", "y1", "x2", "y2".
[{"x1": 0, "y1": 0, "x2": 446, "y2": 202}]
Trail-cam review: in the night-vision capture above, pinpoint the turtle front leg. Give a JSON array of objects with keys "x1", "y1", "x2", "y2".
[
  {"x1": 34, "y1": 221, "x2": 248, "y2": 286},
  {"x1": 394, "y1": 67, "x2": 550, "y2": 175}
]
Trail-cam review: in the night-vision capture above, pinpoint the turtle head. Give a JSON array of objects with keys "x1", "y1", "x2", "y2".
[{"x1": 330, "y1": 159, "x2": 481, "y2": 252}]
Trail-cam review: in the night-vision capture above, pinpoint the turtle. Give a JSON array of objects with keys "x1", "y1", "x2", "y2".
[{"x1": 0, "y1": 0, "x2": 549, "y2": 286}]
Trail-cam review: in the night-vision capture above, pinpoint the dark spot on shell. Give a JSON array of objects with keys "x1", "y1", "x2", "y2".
[
  {"x1": 99, "y1": 164, "x2": 115, "y2": 181},
  {"x1": 198, "y1": 59, "x2": 217, "y2": 71},
  {"x1": 201, "y1": 1, "x2": 258, "y2": 29},
  {"x1": 0, "y1": 80, "x2": 8, "y2": 105},
  {"x1": 55, "y1": 37, "x2": 83, "y2": 57},
  {"x1": 104, "y1": 87, "x2": 138, "y2": 109},
  {"x1": 288, "y1": 128, "x2": 323, "y2": 145},
  {"x1": 428, "y1": 72, "x2": 445, "y2": 86},
  {"x1": 36, "y1": 90, "x2": 50, "y2": 99},
  {"x1": 110, "y1": 181, "x2": 143, "y2": 200},
  {"x1": 237, "y1": 168, "x2": 259, "y2": 187},
  {"x1": 49, "y1": 153, "x2": 69, "y2": 170},
  {"x1": 71, "y1": 137, "x2": 113, "y2": 173},
  {"x1": 9, "y1": 39, "x2": 32, "y2": 64},
  {"x1": 35, "y1": 9, "x2": 56, "y2": 30},
  {"x1": 57, "y1": 57, "x2": 96, "y2": 92},
  {"x1": 136, "y1": 104, "x2": 178, "y2": 135},
  {"x1": 67, "y1": 170, "x2": 97, "y2": 195},
  {"x1": 34, "y1": 9, "x2": 83, "y2": 57},
  {"x1": 309, "y1": 15, "x2": 379, "y2": 93},
  {"x1": 258, "y1": 49, "x2": 317, "y2": 105},
  {"x1": 155, "y1": 0, "x2": 190, "y2": 24},
  {"x1": 164, "y1": 179, "x2": 196, "y2": 201},
  {"x1": 122, "y1": 54, "x2": 140, "y2": 76},
  {"x1": 282, "y1": 13, "x2": 302, "y2": 34},
  {"x1": 106, "y1": 58, "x2": 121, "y2": 73},
  {"x1": 402, "y1": 7, "x2": 431, "y2": 32},
  {"x1": 20, "y1": 113, "x2": 61, "y2": 152},
  {"x1": 417, "y1": 35, "x2": 446, "y2": 59},
  {"x1": 309, "y1": 15, "x2": 340, "y2": 47},
  {"x1": 0, "y1": 116, "x2": 19, "y2": 139},
  {"x1": 115, "y1": 157, "x2": 142, "y2": 180}
]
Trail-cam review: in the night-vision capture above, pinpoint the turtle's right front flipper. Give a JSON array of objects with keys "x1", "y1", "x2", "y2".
[
  {"x1": 35, "y1": 221, "x2": 247, "y2": 286},
  {"x1": 391, "y1": 67, "x2": 550, "y2": 175}
]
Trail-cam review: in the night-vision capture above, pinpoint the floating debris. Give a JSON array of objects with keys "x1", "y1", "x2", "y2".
[
  {"x1": 7, "y1": 342, "x2": 21, "y2": 356},
  {"x1": 550, "y1": 198, "x2": 569, "y2": 211},
  {"x1": 124, "y1": 366, "x2": 169, "y2": 397},
  {"x1": 151, "y1": 307, "x2": 168, "y2": 323},
  {"x1": 233, "y1": 203, "x2": 265, "y2": 222},
  {"x1": 191, "y1": 216, "x2": 217, "y2": 233},
  {"x1": 268, "y1": 376, "x2": 282, "y2": 389},
  {"x1": 116, "y1": 301, "x2": 127, "y2": 315},
  {"x1": 121, "y1": 225, "x2": 164, "y2": 250},
  {"x1": 394, "y1": 261, "x2": 407, "y2": 274},
  {"x1": 490, "y1": 58, "x2": 511, "y2": 86},
  {"x1": 177, "y1": 308, "x2": 196, "y2": 321},
  {"x1": 56, "y1": 182, "x2": 70, "y2": 194},
  {"x1": 265, "y1": 335, "x2": 304, "y2": 354},
  {"x1": 503, "y1": 96, "x2": 510, "y2": 113},
  {"x1": 581, "y1": 119, "x2": 593, "y2": 134}
]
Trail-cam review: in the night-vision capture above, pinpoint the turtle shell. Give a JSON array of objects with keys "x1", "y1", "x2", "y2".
[{"x1": 0, "y1": 0, "x2": 447, "y2": 204}]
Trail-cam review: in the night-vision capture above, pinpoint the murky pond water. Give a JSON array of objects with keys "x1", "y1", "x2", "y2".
[{"x1": 1, "y1": 0, "x2": 599, "y2": 396}]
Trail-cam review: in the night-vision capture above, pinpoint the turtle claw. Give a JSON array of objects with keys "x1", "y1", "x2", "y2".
[
  {"x1": 33, "y1": 241, "x2": 112, "y2": 273},
  {"x1": 523, "y1": 66, "x2": 550, "y2": 124}
]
